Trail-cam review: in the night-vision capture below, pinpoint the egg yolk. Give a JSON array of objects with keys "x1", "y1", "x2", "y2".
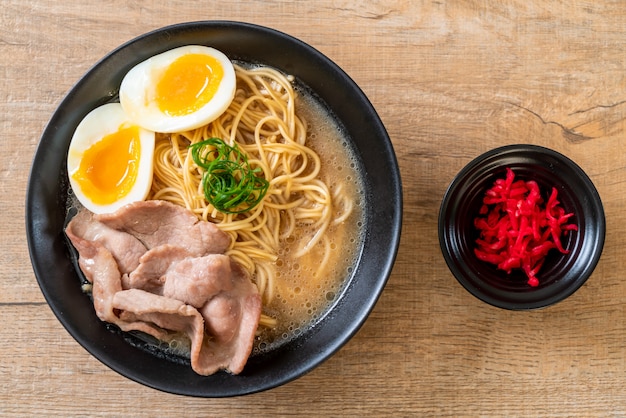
[
  {"x1": 155, "y1": 53, "x2": 224, "y2": 117},
  {"x1": 72, "y1": 125, "x2": 141, "y2": 205}
]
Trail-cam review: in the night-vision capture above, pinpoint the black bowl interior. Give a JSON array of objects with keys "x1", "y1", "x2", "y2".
[
  {"x1": 25, "y1": 21, "x2": 402, "y2": 397},
  {"x1": 439, "y1": 144, "x2": 604, "y2": 310}
]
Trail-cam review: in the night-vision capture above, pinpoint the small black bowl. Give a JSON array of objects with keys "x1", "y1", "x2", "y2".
[{"x1": 438, "y1": 144, "x2": 605, "y2": 310}]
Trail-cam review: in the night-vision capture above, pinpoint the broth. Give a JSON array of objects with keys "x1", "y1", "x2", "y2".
[{"x1": 253, "y1": 88, "x2": 365, "y2": 353}]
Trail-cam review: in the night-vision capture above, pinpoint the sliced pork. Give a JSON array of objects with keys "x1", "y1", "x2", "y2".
[
  {"x1": 113, "y1": 288, "x2": 206, "y2": 358},
  {"x1": 127, "y1": 246, "x2": 233, "y2": 308},
  {"x1": 65, "y1": 209, "x2": 147, "y2": 275},
  {"x1": 125, "y1": 244, "x2": 191, "y2": 293},
  {"x1": 162, "y1": 253, "x2": 233, "y2": 308},
  {"x1": 95, "y1": 200, "x2": 231, "y2": 256},
  {"x1": 64, "y1": 229, "x2": 123, "y2": 324},
  {"x1": 114, "y1": 285, "x2": 261, "y2": 375},
  {"x1": 200, "y1": 262, "x2": 262, "y2": 374},
  {"x1": 64, "y1": 200, "x2": 262, "y2": 376},
  {"x1": 197, "y1": 290, "x2": 262, "y2": 375}
]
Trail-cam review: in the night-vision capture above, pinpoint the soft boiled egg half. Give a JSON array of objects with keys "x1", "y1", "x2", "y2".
[
  {"x1": 119, "y1": 45, "x2": 236, "y2": 133},
  {"x1": 67, "y1": 103, "x2": 155, "y2": 214}
]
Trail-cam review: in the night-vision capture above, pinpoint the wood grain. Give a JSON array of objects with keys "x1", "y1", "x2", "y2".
[{"x1": 4, "y1": 0, "x2": 626, "y2": 416}]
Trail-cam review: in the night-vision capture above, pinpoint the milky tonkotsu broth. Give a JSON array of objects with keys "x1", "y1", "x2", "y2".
[{"x1": 253, "y1": 88, "x2": 365, "y2": 354}]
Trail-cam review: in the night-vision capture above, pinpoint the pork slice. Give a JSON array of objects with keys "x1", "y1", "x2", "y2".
[
  {"x1": 163, "y1": 253, "x2": 233, "y2": 308},
  {"x1": 65, "y1": 209, "x2": 147, "y2": 274},
  {"x1": 126, "y1": 245, "x2": 191, "y2": 294},
  {"x1": 219, "y1": 292, "x2": 262, "y2": 374},
  {"x1": 198, "y1": 261, "x2": 262, "y2": 375},
  {"x1": 63, "y1": 229, "x2": 122, "y2": 324},
  {"x1": 65, "y1": 200, "x2": 260, "y2": 376},
  {"x1": 128, "y1": 246, "x2": 232, "y2": 308},
  {"x1": 90, "y1": 247, "x2": 124, "y2": 325},
  {"x1": 116, "y1": 263, "x2": 261, "y2": 375},
  {"x1": 113, "y1": 289, "x2": 207, "y2": 372},
  {"x1": 95, "y1": 200, "x2": 231, "y2": 256}
]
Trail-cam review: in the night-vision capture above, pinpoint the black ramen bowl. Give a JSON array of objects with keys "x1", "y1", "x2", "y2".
[
  {"x1": 438, "y1": 144, "x2": 604, "y2": 310},
  {"x1": 25, "y1": 21, "x2": 402, "y2": 397}
]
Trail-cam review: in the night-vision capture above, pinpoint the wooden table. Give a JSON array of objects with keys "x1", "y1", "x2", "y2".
[{"x1": 4, "y1": 1, "x2": 626, "y2": 416}]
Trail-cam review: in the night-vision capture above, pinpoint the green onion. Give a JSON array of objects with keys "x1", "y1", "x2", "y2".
[{"x1": 190, "y1": 138, "x2": 269, "y2": 214}]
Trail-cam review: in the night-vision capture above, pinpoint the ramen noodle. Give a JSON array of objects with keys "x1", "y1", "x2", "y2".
[{"x1": 149, "y1": 64, "x2": 364, "y2": 349}]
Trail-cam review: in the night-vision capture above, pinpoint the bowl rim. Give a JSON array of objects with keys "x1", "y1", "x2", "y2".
[
  {"x1": 25, "y1": 20, "x2": 403, "y2": 397},
  {"x1": 438, "y1": 143, "x2": 605, "y2": 310}
]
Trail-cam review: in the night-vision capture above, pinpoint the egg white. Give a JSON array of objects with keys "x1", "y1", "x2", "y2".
[
  {"x1": 119, "y1": 45, "x2": 236, "y2": 133},
  {"x1": 67, "y1": 102, "x2": 155, "y2": 214}
]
